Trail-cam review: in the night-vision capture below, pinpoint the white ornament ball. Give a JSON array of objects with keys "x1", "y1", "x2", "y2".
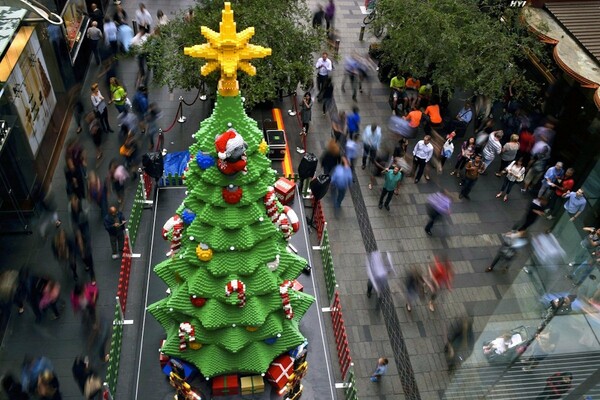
[
  {"x1": 259, "y1": 217, "x2": 264, "y2": 222},
  {"x1": 227, "y1": 122, "x2": 232, "y2": 127},
  {"x1": 190, "y1": 236, "x2": 194, "y2": 241},
  {"x1": 230, "y1": 246, "x2": 235, "y2": 251}
]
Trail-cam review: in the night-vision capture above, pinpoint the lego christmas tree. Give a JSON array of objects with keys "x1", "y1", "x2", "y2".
[{"x1": 149, "y1": 2, "x2": 315, "y2": 379}]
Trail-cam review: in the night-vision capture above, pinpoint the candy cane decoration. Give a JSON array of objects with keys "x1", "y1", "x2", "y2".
[
  {"x1": 264, "y1": 187, "x2": 281, "y2": 223},
  {"x1": 282, "y1": 206, "x2": 300, "y2": 233},
  {"x1": 178, "y1": 322, "x2": 196, "y2": 351},
  {"x1": 279, "y1": 280, "x2": 294, "y2": 319},
  {"x1": 162, "y1": 215, "x2": 185, "y2": 257},
  {"x1": 225, "y1": 279, "x2": 246, "y2": 308}
]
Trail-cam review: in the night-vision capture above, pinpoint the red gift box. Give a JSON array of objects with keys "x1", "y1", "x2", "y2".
[
  {"x1": 159, "y1": 339, "x2": 169, "y2": 368},
  {"x1": 291, "y1": 279, "x2": 304, "y2": 292},
  {"x1": 212, "y1": 374, "x2": 240, "y2": 396},
  {"x1": 266, "y1": 354, "x2": 294, "y2": 390},
  {"x1": 274, "y1": 177, "x2": 296, "y2": 205}
]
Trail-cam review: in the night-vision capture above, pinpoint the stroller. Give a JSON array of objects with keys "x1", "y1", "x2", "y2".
[{"x1": 482, "y1": 325, "x2": 531, "y2": 364}]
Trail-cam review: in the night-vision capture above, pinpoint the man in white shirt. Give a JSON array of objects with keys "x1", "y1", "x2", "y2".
[
  {"x1": 361, "y1": 124, "x2": 382, "y2": 170},
  {"x1": 135, "y1": 3, "x2": 153, "y2": 32},
  {"x1": 412, "y1": 135, "x2": 433, "y2": 183},
  {"x1": 315, "y1": 52, "x2": 332, "y2": 94}
]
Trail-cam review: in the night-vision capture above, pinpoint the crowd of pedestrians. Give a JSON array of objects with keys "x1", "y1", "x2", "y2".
[{"x1": 0, "y1": 2, "x2": 169, "y2": 399}]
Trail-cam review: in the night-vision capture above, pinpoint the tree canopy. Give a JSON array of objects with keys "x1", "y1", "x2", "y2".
[
  {"x1": 143, "y1": 0, "x2": 324, "y2": 107},
  {"x1": 373, "y1": 0, "x2": 546, "y2": 100}
]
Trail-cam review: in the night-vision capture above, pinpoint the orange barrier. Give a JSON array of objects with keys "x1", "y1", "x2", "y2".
[
  {"x1": 272, "y1": 108, "x2": 294, "y2": 176},
  {"x1": 116, "y1": 230, "x2": 133, "y2": 313},
  {"x1": 331, "y1": 291, "x2": 353, "y2": 380}
]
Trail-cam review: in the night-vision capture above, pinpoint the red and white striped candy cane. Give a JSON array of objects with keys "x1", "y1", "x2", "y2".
[
  {"x1": 179, "y1": 322, "x2": 195, "y2": 351},
  {"x1": 277, "y1": 213, "x2": 292, "y2": 241},
  {"x1": 279, "y1": 280, "x2": 294, "y2": 319},
  {"x1": 264, "y1": 187, "x2": 281, "y2": 223},
  {"x1": 225, "y1": 280, "x2": 246, "y2": 307}
]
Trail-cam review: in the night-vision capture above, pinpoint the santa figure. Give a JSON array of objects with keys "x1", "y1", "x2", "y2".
[
  {"x1": 215, "y1": 128, "x2": 248, "y2": 175},
  {"x1": 162, "y1": 214, "x2": 184, "y2": 257}
]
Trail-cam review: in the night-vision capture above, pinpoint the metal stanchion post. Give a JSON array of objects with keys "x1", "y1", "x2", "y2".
[
  {"x1": 177, "y1": 96, "x2": 186, "y2": 123},
  {"x1": 334, "y1": 39, "x2": 340, "y2": 57},
  {"x1": 359, "y1": 24, "x2": 365, "y2": 41}
]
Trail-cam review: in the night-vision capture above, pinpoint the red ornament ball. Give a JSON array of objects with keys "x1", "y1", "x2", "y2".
[
  {"x1": 190, "y1": 295, "x2": 206, "y2": 307},
  {"x1": 222, "y1": 184, "x2": 243, "y2": 204}
]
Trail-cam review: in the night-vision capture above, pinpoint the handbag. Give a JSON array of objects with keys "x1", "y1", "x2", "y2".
[{"x1": 125, "y1": 97, "x2": 132, "y2": 108}]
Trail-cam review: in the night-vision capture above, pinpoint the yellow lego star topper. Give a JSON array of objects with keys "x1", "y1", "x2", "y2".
[{"x1": 184, "y1": 2, "x2": 272, "y2": 97}]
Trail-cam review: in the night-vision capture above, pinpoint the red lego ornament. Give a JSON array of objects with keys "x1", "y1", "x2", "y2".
[
  {"x1": 190, "y1": 295, "x2": 206, "y2": 307},
  {"x1": 222, "y1": 184, "x2": 243, "y2": 204}
]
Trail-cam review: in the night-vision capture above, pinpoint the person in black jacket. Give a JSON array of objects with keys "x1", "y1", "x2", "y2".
[{"x1": 103, "y1": 206, "x2": 126, "y2": 260}]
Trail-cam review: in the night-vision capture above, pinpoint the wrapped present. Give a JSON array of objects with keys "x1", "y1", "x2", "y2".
[
  {"x1": 295, "y1": 361, "x2": 308, "y2": 379},
  {"x1": 291, "y1": 279, "x2": 304, "y2": 292},
  {"x1": 266, "y1": 354, "x2": 294, "y2": 390},
  {"x1": 159, "y1": 339, "x2": 169, "y2": 368},
  {"x1": 274, "y1": 177, "x2": 296, "y2": 205},
  {"x1": 285, "y1": 383, "x2": 303, "y2": 400},
  {"x1": 289, "y1": 339, "x2": 308, "y2": 360},
  {"x1": 240, "y1": 375, "x2": 265, "y2": 395},
  {"x1": 162, "y1": 358, "x2": 197, "y2": 381},
  {"x1": 212, "y1": 374, "x2": 240, "y2": 396}
]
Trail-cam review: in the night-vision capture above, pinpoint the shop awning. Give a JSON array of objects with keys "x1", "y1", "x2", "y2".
[{"x1": 522, "y1": 5, "x2": 600, "y2": 110}]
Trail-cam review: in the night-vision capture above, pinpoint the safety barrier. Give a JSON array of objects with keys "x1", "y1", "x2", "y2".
[
  {"x1": 310, "y1": 200, "x2": 358, "y2": 398},
  {"x1": 312, "y1": 198, "x2": 326, "y2": 243},
  {"x1": 127, "y1": 181, "x2": 145, "y2": 248},
  {"x1": 102, "y1": 382, "x2": 113, "y2": 400},
  {"x1": 116, "y1": 230, "x2": 133, "y2": 314},
  {"x1": 320, "y1": 229, "x2": 338, "y2": 303},
  {"x1": 342, "y1": 368, "x2": 358, "y2": 400},
  {"x1": 331, "y1": 291, "x2": 353, "y2": 380},
  {"x1": 142, "y1": 171, "x2": 154, "y2": 202},
  {"x1": 105, "y1": 296, "x2": 124, "y2": 395}
]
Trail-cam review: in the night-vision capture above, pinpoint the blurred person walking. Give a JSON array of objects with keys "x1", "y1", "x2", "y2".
[
  {"x1": 135, "y1": 3, "x2": 153, "y2": 32},
  {"x1": 330, "y1": 159, "x2": 353, "y2": 209},
  {"x1": 405, "y1": 267, "x2": 426, "y2": 312},
  {"x1": 87, "y1": 171, "x2": 108, "y2": 219},
  {"x1": 108, "y1": 77, "x2": 127, "y2": 113},
  {"x1": 425, "y1": 190, "x2": 452, "y2": 236},
  {"x1": 361, "y1": 123, "x2": 381, "y2": 173},
  {"x1": 536, "y1": 372, "x2": 572, "y2": 400},
  {"x1": 36, "y1": 369, "x2": 61, "y2": 400},
  {"x1": 512, "y1": 197, "x2": 548, "y2": 237},
  {"x1": 104, "y1": 206, "x2": 126, "y2": 260},
  {"x1": 52, "y1": 227, "x2": 79, "y2": 281},
  {"x1": 103, "y1": 16, "x2": 118, "y2": 58},
  {"x1": 320, "y1": 139, "x2": 342, "y2": 175},
  {"x1": 346, "y1": 106, "x2": 361, "y2": 140},
  {"x1": 71, "y1": 356, "x2": 102, "y2": 399},
  {"x1": 427, "y1": 256, "x2": 453, "y2": 312}
]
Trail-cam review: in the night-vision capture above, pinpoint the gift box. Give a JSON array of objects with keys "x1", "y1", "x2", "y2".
[
  {"x1": 274, "y1": 177, "x2": 296, "y2": 205},
  {"x1": 289, "y1": 339, "x2": 308, "y2": 360},
  {"x1": 240, "y1": 375, "x2": 265, "y2": 395},
  {"x1": 159, "y1": 339, "x2": 169, "y2": 368},
  {"x1": 212, "y1": 374, "x2": 240, "y2": 396},
  {"x1": 291, "y1": 279, "x2": 304, "y2": 292},
  {"x1": 267, "y1": 130, "x2": 286, "y2": 161},
  {"x1": 162, "y1": 358, "x2": 197, "y2": 381},
  {"x1": 266, "y1": 354, "x2": 294, "y2": 390}
]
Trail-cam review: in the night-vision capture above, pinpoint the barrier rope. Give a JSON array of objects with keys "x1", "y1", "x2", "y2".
[
  {"x1": 181, "y1": 86, "x2": 203, "y2": 107},
  {"x1": 162, "y1": 101, "x2": 183, "y2": 133}
]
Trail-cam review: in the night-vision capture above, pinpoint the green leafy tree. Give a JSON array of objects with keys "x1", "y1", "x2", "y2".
[
  {"x1": 149, "y1": 3, "x2": 314, "y2": 379},
  {"x1": 143, "y1": 0, "x2": 323, "y2": 107},
  {"x1": 373, "y1": 0, "x2": 546, "y2": 100}
]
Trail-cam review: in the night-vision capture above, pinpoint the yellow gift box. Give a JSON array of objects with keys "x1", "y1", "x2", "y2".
[{"x1": 240, "y1": 375, "x2": 264, "y2": 395}]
